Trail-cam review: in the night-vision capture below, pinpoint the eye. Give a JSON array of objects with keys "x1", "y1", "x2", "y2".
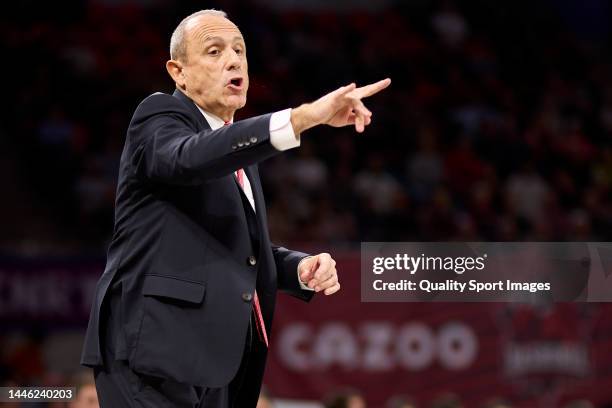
[
  {"x1": 208, "y1": 49, "x2": 220, "y2": 56},
  {"x1": 234, "y1": 48, "x2": 243, "y2": 55}
]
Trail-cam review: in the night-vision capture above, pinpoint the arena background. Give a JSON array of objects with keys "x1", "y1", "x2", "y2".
[{"x1": 1, "y1": 0, "x2": 611, "y2": 406}]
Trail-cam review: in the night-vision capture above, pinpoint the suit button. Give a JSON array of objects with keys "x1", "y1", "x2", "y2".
[
  {"x1": 250, "y1": 136, "x2": 257, "y2": 143},
  {"x1": 231, "y1": 144, "x2": 237, "y2": 150},
  {"x1": 244, "y1": 141, "x2": 250, "y2": 146},
  {"x1": 242, "y1": 293, "x2": 253, "y2": 302},
  {"x1": 238, "y1": 141, "x2": 244, "y2": 147},
  {"x1": 247, "y1": 255, "x2": 257, "y2": 266}
]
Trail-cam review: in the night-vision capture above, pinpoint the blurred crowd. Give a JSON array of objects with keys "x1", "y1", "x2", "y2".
[
  {"x1": 309, "y1": 388, "x2": 603, "y2": 408},
  {"x1": 0, "y1": 373, "x2": 603, "y2": 408},
  {"x1": 0, "y1": 327, "x2": 606, "y2": 407},
  {"x1": 1, "y1": 0, "x2": 611, "y2": 406},
  {"x1": 1, "y1": 0, "x2": 610, "y2": 254}
]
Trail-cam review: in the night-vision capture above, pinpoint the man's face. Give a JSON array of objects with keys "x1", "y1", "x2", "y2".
[{"x1": 181, "y1": 15, "x2": 248, "y2": 119}]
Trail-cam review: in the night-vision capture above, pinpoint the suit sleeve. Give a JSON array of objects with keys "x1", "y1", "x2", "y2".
[
  {"x1": 273, "y1": 245, "x2": 315, "y2": 302},
  {"x1": 127, "y1": 93, "x2": 281, "y2": 185}
]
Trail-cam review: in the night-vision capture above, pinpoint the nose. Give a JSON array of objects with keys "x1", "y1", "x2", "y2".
[{"x1": 226, "y1": 49, "x2": 242, "y2": 71}]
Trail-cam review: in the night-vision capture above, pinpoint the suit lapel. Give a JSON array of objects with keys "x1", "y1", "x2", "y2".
[
  {"x1": 172, "y1": 89, "x2": 251, "y2": 210},
  {"x1": 172, "y1": 89, "x2": 265, "y2": 242},
  {"x1": 172, "y1": 89, "x2": 208, "y2": 131},
  {"x1": 244, "y1": 166, "x2": 269, "y2": 232}
]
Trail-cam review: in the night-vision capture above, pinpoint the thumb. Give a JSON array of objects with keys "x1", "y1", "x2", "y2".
[{"x1": 299, "y1": 256, "x2": 318, "y2": 281}]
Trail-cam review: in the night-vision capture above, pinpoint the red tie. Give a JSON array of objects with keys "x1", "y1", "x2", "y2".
[{"x1": 230, "y1": 125, "x2": 269, "y2": 348}]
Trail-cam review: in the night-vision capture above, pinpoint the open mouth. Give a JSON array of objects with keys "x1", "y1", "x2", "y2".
[{"x1": 228, "y1": 77, "x2": 243, "y2": 88}]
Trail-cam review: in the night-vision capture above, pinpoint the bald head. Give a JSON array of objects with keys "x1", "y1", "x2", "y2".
[
  {"x1": 170, "y1": 9, "x2": 230, "y2": 62},
  {"x1": 165, "y1": 9, "x2": 248, "y2": 121}
]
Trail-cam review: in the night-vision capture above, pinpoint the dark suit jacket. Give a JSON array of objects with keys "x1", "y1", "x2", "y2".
[{"x1": 81, "y1": 89, "x2": 313, "y2": 390}]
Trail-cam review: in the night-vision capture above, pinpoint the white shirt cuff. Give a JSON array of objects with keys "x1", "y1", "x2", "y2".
[
  {"x1": 270, "y1": 108, "x2": 300, "y2": 151},
  {"x1": 297, "y1": 256, "x2": 315, "y2": 291}
]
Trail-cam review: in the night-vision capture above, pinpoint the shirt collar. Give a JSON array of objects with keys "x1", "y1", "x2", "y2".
[{"x1": 194, "y1": 105, "x2": 232, "y2": 130}]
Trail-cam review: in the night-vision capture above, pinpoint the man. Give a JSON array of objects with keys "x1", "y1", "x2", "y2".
[
  {"x1": 324, "y1": 388, "x2": 367, "y2": 408},
  {"x1": 69, "y1": 371, "x2": 99, "y2": 408},
  {"x1": 81, "y1": 8, "x2": 390, "y2": 408}
]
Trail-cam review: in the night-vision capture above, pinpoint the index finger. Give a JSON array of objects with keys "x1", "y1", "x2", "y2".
[
  {"x1": 351, "y1": 78, "x2": 391, "y2": 99},
  {"x1": 330, "y1": 82, "x2": 357, "y2": 99}
]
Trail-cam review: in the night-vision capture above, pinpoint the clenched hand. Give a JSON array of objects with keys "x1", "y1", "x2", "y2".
[{"x1": 298, "y1": 253, "x2": 340, "y2": 296}]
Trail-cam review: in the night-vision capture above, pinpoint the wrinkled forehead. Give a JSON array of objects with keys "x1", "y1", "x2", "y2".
[{"x1": 186, "y1": 15, "x2": 244, "y2": 49}]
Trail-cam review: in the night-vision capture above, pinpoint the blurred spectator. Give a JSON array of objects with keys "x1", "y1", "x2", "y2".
[
  {"x1": 0, "y1": 380, "x2": 21, "y2": 408},
  {"x1": 406, "y1": 125, "x2": 443, "y2": 204},
  {"x1": 324, "y1": 387, "x2": 367, "y2": 408},
  {"x1": 37, "y1": 107, "x2": 78, "y2": 149},
  {"x1": 505, "y1": 162, "x2": 551, "y2": 225},
  {"x1": 291, "y1": 143, "x2": 328, "y2": 193},
  {"x1": 69, "y1": 370, "x2": 99, "y2": 408},
  {"x1": 482, "y1": 398, "x2": 513, "y2": 408},
  {"x1": 430, "y1": 392, "x2": 463, "y2": 408},
  {"x1": 563, "y1": 400, "x2": 595, "y2": 408},
  {"x1": 431, "y1": 1, "x2": 468, "y2": 48},
  {"x1": 5, "y1": 331, "x2": 45, "y2": 384},
  {"x1": 387, "y1": 394, "x2": 418, "y2": 408},
  {"x1": 353, "y1": 153, "x2": 405, "y2": 216},
  {"x1": 444, "y1": 137, "x2": 487, "y2": 199},
  {"x1": 257, "y1": 386, "x2": 273, "y2": 408}
]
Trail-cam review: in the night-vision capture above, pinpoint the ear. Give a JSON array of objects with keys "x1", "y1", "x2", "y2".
[{"x1": 166, "y1": 59, "x2": 186, "y2": 90}]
